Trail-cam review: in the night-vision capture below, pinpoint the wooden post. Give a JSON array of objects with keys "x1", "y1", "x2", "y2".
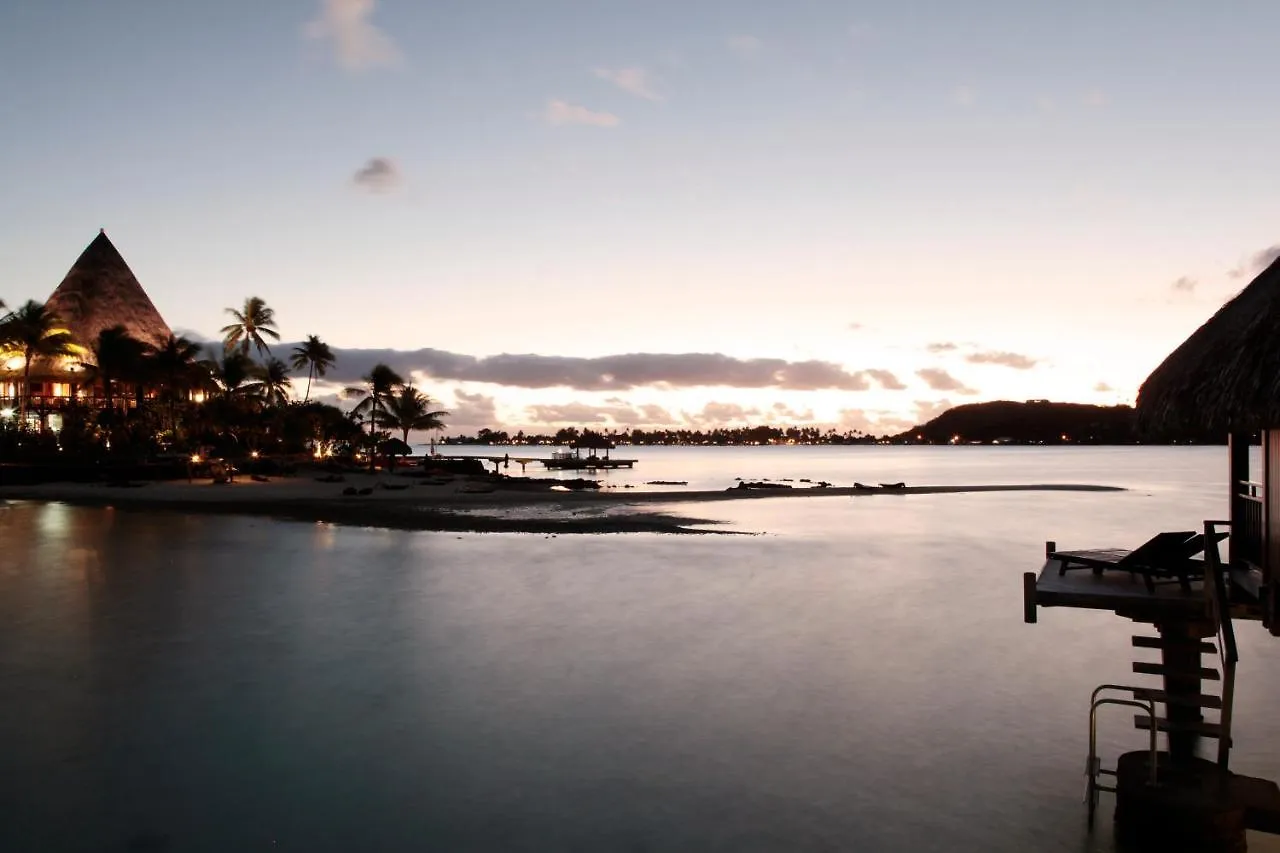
[
  {"x1": 1228, "y1": 432, "x2": 1248, "y2": 570},
  {"x1": 1158, "y1": 619, "x2": 1215, "y2": 765}
]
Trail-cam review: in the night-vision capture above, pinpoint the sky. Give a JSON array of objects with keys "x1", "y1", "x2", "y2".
[{"x1": 3, "y1": 0, "x2": 1280, "y2": 435}]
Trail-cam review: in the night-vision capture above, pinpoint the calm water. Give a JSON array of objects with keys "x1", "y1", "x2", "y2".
[{"x1": 3, "y1": 446, "x2": 1279, "y2": 852}]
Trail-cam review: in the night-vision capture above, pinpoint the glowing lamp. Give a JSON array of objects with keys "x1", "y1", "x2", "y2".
[
  {"x1": 3, "y1": 357, "x2": 22, "y2": 371},
  {"x1": 250, "y1": 451, "x2": 259, "y2": 459},
  {"x1": 190, "y1": 454, "x2": 202, "y2": 464},
  {"x1": 0, "y1": 408, "x2": 13, "y2": 419}
]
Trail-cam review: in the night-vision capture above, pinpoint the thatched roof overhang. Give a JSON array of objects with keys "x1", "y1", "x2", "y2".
[{"x1": 1137, "y1": 256, "x2": 1280, "y2": 436}]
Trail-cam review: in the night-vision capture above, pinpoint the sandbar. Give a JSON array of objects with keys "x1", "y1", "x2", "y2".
[{"x1": 0, "y1": 473, "x2": 1124, "y2": 534}]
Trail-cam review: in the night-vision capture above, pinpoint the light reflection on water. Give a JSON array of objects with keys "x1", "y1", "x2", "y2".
[{"x1": 2, "y1": 447, "x2": 1280, "y2": 852}]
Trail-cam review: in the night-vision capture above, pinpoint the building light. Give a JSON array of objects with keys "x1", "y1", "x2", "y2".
[
  {"x1": 3, "y1": 357, "x2": 22, "y2": 371},
  {"x1": 190, "y1": 454, "x2": 202, "y2": 464},
  {"x1": 0, "y1": 408, "x2": 12, "y2": 419},
  {"x1": 250, "y1": 451, "x2": 259, "y2": 459}
]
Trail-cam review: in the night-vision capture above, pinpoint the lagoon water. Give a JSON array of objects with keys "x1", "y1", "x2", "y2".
[{"x1": 4, "y1": 446, "x2": 1280, "y2": 851}]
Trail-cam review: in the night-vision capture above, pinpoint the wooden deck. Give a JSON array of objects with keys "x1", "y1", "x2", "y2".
[{"x1": 1023, "y1": 557, "x2": 1208, "y2": 623}]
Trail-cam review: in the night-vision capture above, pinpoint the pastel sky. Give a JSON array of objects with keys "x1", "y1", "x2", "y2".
[{"x1": 3, "y1": 0, "x2": 1279, "y2": 434}]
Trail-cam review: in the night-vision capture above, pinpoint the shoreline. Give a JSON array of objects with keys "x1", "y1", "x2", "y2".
[{"x1": 0, "y1": 477, "x2": 1125, "y2": 534}]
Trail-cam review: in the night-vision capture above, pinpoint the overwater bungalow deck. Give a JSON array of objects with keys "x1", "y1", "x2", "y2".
[{"x1": 1020, "y1": 249, "x2": 1280, "y2": 850}]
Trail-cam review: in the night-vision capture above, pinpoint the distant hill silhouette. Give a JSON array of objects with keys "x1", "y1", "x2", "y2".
[{"x1": 894, "y1": 400, "x2": 1146, "y2": 444}]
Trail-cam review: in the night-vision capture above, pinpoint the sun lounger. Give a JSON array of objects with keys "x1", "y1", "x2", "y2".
[{"x1": 1051, "y1": 530, "x2": 1226, "y2": 592}]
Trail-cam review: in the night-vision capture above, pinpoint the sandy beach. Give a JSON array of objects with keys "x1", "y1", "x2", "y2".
[{"x1": 0, "y1": 473, "x2": 1124, "y2": 534}]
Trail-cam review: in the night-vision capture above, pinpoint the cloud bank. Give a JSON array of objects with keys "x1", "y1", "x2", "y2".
[
  {"x1": 964, "y1": 350, "x2": 1039, "y2": 370},
  {"x1": 291, "y1": 345, "x2": 908, "y2": 392},
  {"x1": 916, "y1": 368, "x2": 977, "y2": 395}
]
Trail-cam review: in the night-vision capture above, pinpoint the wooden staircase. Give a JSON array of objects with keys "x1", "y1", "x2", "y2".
[{"x1": 1128, "y1": 632, "x2": 1229, "y2": 746}]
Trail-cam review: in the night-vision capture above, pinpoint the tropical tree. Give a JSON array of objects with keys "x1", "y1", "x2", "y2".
[
  {"x1": 248, "y1": 358, "x2": 292, "y2": 407},
  {"x1": 345, "y1": 363, "x2": 404, "y2": 434},
  {"x1": 0, "y1": 300, "x2": 84, "y2": 425},
  {"x1": 289, "y1": 335, "x2": 335, "y2": 402},
  {"x1": 375, "y1": 385, "x2": 448, "y2": 449},
  {"x1": 147, "y1": 334, "x2": 206, "y2": 435},
  {"x1": 204, "y1": 349, "x2": 255, "y2": 398},
  {"x1": 81, "y1": 325, "x2": 149, "y2": 411},
  {"x1": 220, "y1": 296, "x2": 280, "y2": 358}
]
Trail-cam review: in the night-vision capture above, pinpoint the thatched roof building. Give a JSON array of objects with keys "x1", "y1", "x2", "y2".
[
  {"x1": 45, "y1": 230, "x2": 173, "y2": 352},
  {"x1": 1137, "y1": 255, "x2": 1280, "y2": 436}
]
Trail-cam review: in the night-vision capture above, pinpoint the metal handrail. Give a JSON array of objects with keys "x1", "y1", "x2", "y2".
[
  {"x1": 1204, "y1": 520, "x2": 1238, "y2": 768},
  {"x1": 1086, "y1": 685, "x2": 1158, "y2": 826}
]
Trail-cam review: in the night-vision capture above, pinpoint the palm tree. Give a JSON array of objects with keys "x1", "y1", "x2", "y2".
[
  {"x1": 248, "y1": 358, "x2": 292, "y2": 407},
  {"x1": 82, "y1": 325, "x2": 149, "y2": 411},
  {"x1": 345, "y1": 363, "x2": 404, "y2": 433},
  {"x1": 220, "y1": 296, "x2": 280, "y2": 358},
  {"x1": 289, "y1": 335, "x2": 335, "y2": 402},
  {"x1": 375, "y1": 386, "x2": 448, "y2": 447},
  {"x1": 345, "y1": 363, "x2": 404, "y2": 471},
  {"x1": 204, "y1": 349, "x2": 255, "y2": 398},
  {"x1": 147, "y1": 334, "x2": 205, "y2": 434},
  {"x1": 0, "y1": 300, "x2": 84, "y2": 425}
]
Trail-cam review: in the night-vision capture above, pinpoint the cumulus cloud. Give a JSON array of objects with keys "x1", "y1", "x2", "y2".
[
  {"x1": 916, "y1": 368, "x2": 977, "y2": 395},
  {"x1": 593, "y1": 67, "x2": 663, "y2": 101},
  {"x1": 727, "y1": 35, "x2": 763, "y2": 57},
  {"x1": 449, "y1": 390, "x2": 497, "y2": 429},
  {"x1": 1230, "y1": 244, "x2": 1280, "y2": 279},
  {"x1": 290, "y1": 345, "x2": 893, "y2": 392},
  {"x1": 305, "y1": 0, "x2": 400, "y2": 70},
  {"x1": 687, "y1": 402, "x2": 759, "y2": 425},
  {"x1": 1094, "y1": 382, "x2": 1114, "y2": 393},
  {"x1": 1170, "y1": 275, "x2": 1197, "y2": 293},
  {"x1": 544, "y1": 100, "x2": 620, "y2": 127},
  {"x1": 964, "y1": 351, "x2": 1039, "y2": 370},
  {"x1": 771, "y1": 402, "x2": 815, "y2": 421},
  {"x1": 926, "y1": 342, "x2": 959, "y2": 353},
  {"x1": 865, "y1": 369, "x2": 906, "y2": 390},
  {"x1": 352, "y1": 156, "x2": 400, "y2": 191}
]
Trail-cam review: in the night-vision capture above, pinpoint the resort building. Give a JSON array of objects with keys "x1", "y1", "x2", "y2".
[{"x1": 0, "y1": 230, "x2": 174, "y2": 418}]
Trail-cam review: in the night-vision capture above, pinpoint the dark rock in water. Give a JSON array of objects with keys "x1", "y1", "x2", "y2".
[
  {"x1": 423, "y1": 457, "x2": 487, "y2": 475},
  {"x1": 799, "y1": 478, "x2": 811, "y2": 483},
  {"x1": 735, "y1": 481, "x2": 792, "y2": 490},
  {"x1": 357, "y1": 487, "x2": 375, "y2": 496},
  {"x1": 880, "y1": 482, "x2": 907, "y2": 490},
  {"x1": 646, "y1": 480, "x2": 689, "y2": 486},
  {"x1": 342, "y1": 486, "x2": 358, "y2": 496},
  {"x1": 853, "y1": 483, "x2": 874, "y2": 490}
]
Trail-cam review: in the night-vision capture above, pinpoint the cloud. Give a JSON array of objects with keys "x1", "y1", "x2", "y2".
[
  {"x1": 952, "y1": 85, "x2": 976, "y2": 107},
  {"x1": 727, "y1": 35, "x2": 763, "y2": 57},
  {"x1": 771, "y1": 402, "x2": 815, "y2": 421},
  {"x1": 865, "y1": 369, "x2": 906, "y2": 390},
  {"x1": 352, "y1": 156, "x2": 400, "y2": 191},
  {"x1": 450, "y1": 390, "x2": 496, "y2": 428},
  {"x1": 1094, "y1": 382, "x2": 1114, "y2": 393},
  {"x1": 964, "y1": 350, "x2": 1039, "y2": 370},
  {"x1": 544, "y1": 99, "x2": 620, "y2": 128},
  {"x1": 1170, "y1": 275, "x2": 1197, "y2": 293},
  {"x1": 292, "y1": 345, "x2": 894, "y2": 392},
  {"x1": 686, "y1": 402, "x2": 759, "y2": 425},
  {"x1": 593, "y1": 67, "x2": 663, "y2": 101},
  {"x1": 916, "y1": 368, "x2": 977, "y2": 395},
  {"x1": 1230, "y1": 244, "x2": 1280, "y2": 279},
  {"x1": 926, "y1": 342, "x2": 959, "y2": 353},
  {"x1": 305, "y1": 0, "x2": 400, "y2": 70},
  {"x1": 1082, "y1": 90, "x2": 1108, "y2": 107},
  {"x1": 913, "y1": 399, "x2": 954, "y2": 424}
]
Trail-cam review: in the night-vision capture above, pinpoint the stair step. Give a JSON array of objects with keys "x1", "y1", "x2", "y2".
[
  {"x1": 1131, "y1": 688, "x2": 1223, "y2": 709},
  {"x1": 1133, "y1": 661, "x2": 1220, "y2": 681},
  {"x1": 1131, "y1": 635, "x2": 1216, "y2": 654},
  {"x1": 1133, "y1": 715, "x2": 1225, "y2": 738}
]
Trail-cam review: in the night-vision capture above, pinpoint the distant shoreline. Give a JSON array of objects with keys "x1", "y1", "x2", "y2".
[{"x1": 0, "y1": 478, "x2": 1125, "y2": 534}]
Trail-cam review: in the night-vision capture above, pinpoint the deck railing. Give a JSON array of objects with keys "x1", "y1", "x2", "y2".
[{"x1": 1232, "y1": 480, "x2": 1264, "y2": 569}]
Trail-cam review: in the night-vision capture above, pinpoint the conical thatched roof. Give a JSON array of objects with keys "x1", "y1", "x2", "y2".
[
  {"x1": 43, "y1": 230, "x2": 173, "y2": 351},
  {"x1": 1138, "y1": 255, "x2": 1280, "y2": 435}
]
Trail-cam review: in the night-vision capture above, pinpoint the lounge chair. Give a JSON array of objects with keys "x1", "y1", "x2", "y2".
[{"x1": 1051, "y1": 530, "x2": 1226, "y2": 592}]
